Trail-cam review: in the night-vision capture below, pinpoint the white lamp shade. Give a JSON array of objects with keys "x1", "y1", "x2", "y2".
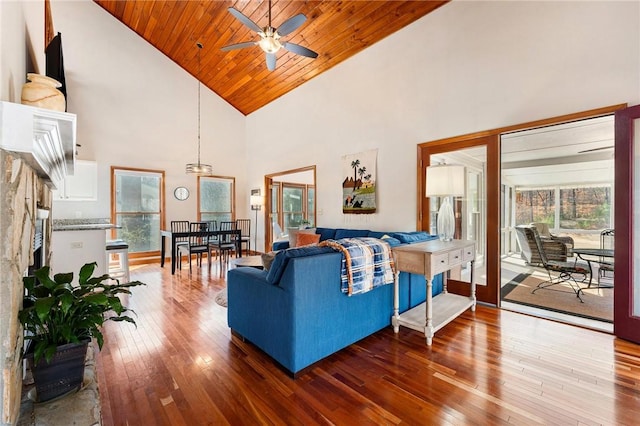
[{"x1": 425, "y1": 164, "x2": 466, "y2": 197}]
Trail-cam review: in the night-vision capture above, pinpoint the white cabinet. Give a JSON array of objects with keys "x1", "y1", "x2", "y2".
[
  {"x1": 51, "y1": 229, "x2": 107, "y2": 281},
  {"x1": 53, "y1": 160, "x2": 98, "y2": 201}
]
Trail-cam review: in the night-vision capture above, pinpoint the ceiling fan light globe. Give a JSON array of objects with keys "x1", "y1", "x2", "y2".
[{"x1": 259, "y1": 36, "x2": 281, "y2": 54}]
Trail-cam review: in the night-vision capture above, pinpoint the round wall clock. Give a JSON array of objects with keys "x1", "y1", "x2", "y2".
[{"x1": 174, "y1": 186, "x2": 190, "y2": 201}]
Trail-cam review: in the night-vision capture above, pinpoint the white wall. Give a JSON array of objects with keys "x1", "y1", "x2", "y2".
[
  {"x1": 0, "y1": 0, "x2": 45, "y2": 103},
  {"x1": 246, "y1": 1, "x2": 640, "y2": 249},
  {"x1": 48, "y1": 0, "x2": 247, "y2": 223}
]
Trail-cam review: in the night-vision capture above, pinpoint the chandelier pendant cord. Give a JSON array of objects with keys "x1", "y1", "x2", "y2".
[{"x1": 197, "y1": 41, "x2": 202, "y2": 167}]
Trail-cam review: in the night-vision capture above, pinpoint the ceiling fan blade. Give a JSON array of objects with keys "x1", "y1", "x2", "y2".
[
  {"x1": 266, "y1": 52, "x2": 276, "y2": 71},
  {"x1": 221, "y1": 41, "x2": 257, "y2": 52},
  {"x1": 282, "y1": 42, "x2": 318, "y2": 59},
  {"x1": 578, "y1": 146, "x2": 614, "y2": 154},
  {"x1": 277, "y1": 14, "x2": 307, "y2": 36},
  {"x1": 228, "y1": 7, "x2": 262, "y2": 33}
]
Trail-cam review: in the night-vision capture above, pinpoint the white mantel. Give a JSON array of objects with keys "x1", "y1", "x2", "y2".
[{"x1": 0, "y1": 101, "x2": 76, "y2": 188}]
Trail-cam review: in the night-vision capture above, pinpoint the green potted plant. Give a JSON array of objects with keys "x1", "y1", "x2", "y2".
[{"x1": 19, "y1": 262, "x2": 144, "y2": 402}]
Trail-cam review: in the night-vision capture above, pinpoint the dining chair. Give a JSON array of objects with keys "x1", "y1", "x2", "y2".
[
  {"x1": 177, "y1": 222, "x2": 210, "y2": 275},
  {"x1": 210, "y1": 221, "x2": 237, "y2": 272},
  {"x1": 236, "y1": 219, "x2": 251, "y2": 255},
  {"x1": 171, "y1": 220, "x2": 190, "y2": 264}
]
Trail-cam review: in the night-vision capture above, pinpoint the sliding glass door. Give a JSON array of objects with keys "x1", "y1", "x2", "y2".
[{"x1": 614, "y1": 104, "x2": 640, "y2": 343}]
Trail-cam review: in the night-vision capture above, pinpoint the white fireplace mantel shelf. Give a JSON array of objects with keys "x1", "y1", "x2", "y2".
[{"x1": 0, "y1": 101, "x2": 76, "y2": 188}]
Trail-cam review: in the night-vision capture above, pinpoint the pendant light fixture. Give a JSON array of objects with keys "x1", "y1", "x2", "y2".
[{"x1": 186, "y1": 42, "x2": 213, "y2": 175}]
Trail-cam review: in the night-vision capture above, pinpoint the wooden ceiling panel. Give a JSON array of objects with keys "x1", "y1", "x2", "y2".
[{"x1": 94, "y1": 0, "x2": 448, "y2": 115}]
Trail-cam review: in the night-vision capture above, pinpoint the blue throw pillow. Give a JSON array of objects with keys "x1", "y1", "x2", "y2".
[
  {"x1": 367, "y1": 231, "x2": 387, "y2": 239},
  {"x1": 391, "y1": 231, "x2": 436, "y2": 244},
  {"x1": 380, "y1": 235, "x2": 403, "y2": 247},
  {"x1": 335, "y1": 228, "x2": 370, "y2": 239},
  {"x1": 265, "y1": 245, "x2": 335, "y2": 285},
  {"x1": 315, "y1": 227, "x2": 336, "y2": 241}
]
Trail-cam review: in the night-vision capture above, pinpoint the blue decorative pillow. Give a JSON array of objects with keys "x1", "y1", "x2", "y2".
[
  {"x1": 315, "y1": 227, "x2": 336, "y2": 241},
  {"x1": 335, "y1": 228, "x2": 370, "y2": 239},
  {"x1": 265, "y1": 245, "x2": 335, "y2": 284},
  {"x1": 391, "y1": 231, "x2": 436, "y2": 244},
  {"x1": 380, "y1": 235, "x2": 403, "y2": 247},
  {"x1": 367, "y1": 231, "x2": 387, "y2": 239}
]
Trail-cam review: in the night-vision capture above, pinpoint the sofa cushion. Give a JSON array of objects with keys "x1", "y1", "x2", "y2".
[
  {"x1": 295, "y1": 233, "x2": 321, "y2": 247},
  {"x1": 391, "y1": 231, "x2": 435, "y2": 244},
  {"x1": 334, "y1": 228, "x2": 370, "y2": 239},
  {"x1": 315, "y1": 227, "x2": 336, "y2": 241},
  {"x1": 266, "y1": 245, "x2": 335, "y2": 285}
]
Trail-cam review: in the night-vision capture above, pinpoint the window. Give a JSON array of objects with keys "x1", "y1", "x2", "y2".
[
  {"x1": 111, "y1": 167, "x2": 164, "y2": 254},
  {"x1": 559, "y1": 186, "x2": 611, "y2": 230},
  {"x1": 515, "y1": 185, "x2": 612, "y2": 230},
  {"x1": 515, "y1": 188, "x2": 555, "y2": 225},
  {"x1": 198, "y1": 176, "x2": 235, "y2": 223},
  {"x1": 282, "y1": 185, "x2": 304, "y2": 230}
]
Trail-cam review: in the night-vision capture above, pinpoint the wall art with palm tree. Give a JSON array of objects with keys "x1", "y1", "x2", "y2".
[{"x1": 342, "y1": 149, "x2": 377, "y2": 214}]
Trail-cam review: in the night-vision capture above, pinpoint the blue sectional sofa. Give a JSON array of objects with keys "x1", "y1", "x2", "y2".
[{"x1": 227, "y1": 227, "x2": 442, "y2": 376}]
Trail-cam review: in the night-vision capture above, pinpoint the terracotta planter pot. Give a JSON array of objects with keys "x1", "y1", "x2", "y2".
[
  {"x1": 21, "y1": 73, "x2": 66, "y2": 112},
  {"x1": 28, "y1": 340, "x2": 89, "y2": 402}
]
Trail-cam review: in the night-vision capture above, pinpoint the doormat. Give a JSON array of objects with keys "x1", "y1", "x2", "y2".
[{"x1": 502, "y1": 273, "x2": 613, "y2": 323}]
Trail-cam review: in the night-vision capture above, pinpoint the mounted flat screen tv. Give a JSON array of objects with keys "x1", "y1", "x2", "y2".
[{"x1": 45, "y1": 32, "x2": 67, "y2": 109}]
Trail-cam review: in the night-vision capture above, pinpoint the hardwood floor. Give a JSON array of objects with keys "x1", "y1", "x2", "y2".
[{"x1": 97, "y1": 263, "x2": 640, "y2": 425}]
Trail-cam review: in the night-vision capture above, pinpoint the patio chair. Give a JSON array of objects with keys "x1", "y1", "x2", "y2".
[
  {"x1": 518, "y1": 225, "x2": 590, "y2": 303},
  {"x1": 515, "y1": 225, "x2": 570, "y2": 266},
  {"x1": 530, "y1": 222, "x2": 575, "y2": 255},
  {"x1": 598, "y1": 229, "x2": 614, "y2": 285}
]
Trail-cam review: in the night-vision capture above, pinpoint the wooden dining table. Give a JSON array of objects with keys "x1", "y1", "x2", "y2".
[{"x1": 160, "y1": 228, "x2": 242, "y2": 274}]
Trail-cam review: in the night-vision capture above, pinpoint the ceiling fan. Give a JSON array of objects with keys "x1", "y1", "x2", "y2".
[
  {"x1": 578, "y1": 146, "x2": 614, "y2": 154},
  {"x1": 221, "y1": 0, "x2": 318, "y2": 71}
]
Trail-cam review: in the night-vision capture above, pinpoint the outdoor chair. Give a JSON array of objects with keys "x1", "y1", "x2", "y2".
[
  {"x1": 598, "y1": 228, "x2": 614, "y2": 285},
  {"x1": 515, "y1": 225, "x2": 571, "y2": 266},
  {"x1": 517, "y1": 225, "x2": 590, "y2": 303},
  {"x1": 530, "y1": 222, "x2": 575, "y2": 255}
]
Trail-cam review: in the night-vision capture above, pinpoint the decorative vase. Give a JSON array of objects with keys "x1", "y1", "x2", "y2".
[{"x1": 21, "y1": 73, "x2": 66, "y2": 112}]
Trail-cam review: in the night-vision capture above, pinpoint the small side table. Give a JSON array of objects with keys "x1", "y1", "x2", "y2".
[{"x1": 391, "y1": 239, "x2": 476, "y2": 345}]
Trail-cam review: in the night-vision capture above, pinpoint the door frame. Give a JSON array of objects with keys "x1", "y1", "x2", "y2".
[
  {"x1": 614, "y1": 103, "x2": 640, "y2": 343},
  {"x1": 417, "y1": 104, "x2": 626, "y2": 307},
  {"x1": 264, "y1": 165, "x2": 316, "y2": 251}
]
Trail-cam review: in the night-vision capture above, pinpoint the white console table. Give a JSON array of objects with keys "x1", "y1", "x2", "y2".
[{"x1": 391, "y1": 239, "x2": 476, "y2": 345}]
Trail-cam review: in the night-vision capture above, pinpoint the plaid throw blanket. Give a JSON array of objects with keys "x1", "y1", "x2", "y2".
[{"x1": 319, "y1": 237, "x2": 395, "y2": 296}]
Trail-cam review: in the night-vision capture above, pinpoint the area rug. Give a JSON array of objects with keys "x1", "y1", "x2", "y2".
[
  {"x1": 214, "y1": 288, "x2": 227, "y2": 308},
  {"x1": 502, "y1": 273, "x2": 613, "y2": 322}
]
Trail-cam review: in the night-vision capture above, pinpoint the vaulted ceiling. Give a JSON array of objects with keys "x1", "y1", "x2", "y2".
[{"x1": 94, "y1": 1, "x2": 448, "y2": 115}]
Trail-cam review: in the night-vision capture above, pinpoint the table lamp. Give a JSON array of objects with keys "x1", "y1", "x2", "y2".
[{"x1": 425, "y1": 164, "x2": 465, "y2": 241}]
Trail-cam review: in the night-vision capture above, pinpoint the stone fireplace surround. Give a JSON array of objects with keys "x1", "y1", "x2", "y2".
[{"x1": 0, "y1": 101, "x2": 76, "y2": 425}]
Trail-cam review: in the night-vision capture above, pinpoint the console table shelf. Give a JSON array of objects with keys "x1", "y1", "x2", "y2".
[{"x1": 392, "y1": 239, "x2": 476, "y2": 345}]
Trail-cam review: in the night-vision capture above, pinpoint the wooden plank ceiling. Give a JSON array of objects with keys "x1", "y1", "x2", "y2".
[{"x1": 94, "y1": 1, "x2": 448, "y2": 115}]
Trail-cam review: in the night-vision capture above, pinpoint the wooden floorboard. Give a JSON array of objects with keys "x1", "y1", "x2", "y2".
[{"x1": 97, "y1": 264, "x2": 640, "y2": 425}]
